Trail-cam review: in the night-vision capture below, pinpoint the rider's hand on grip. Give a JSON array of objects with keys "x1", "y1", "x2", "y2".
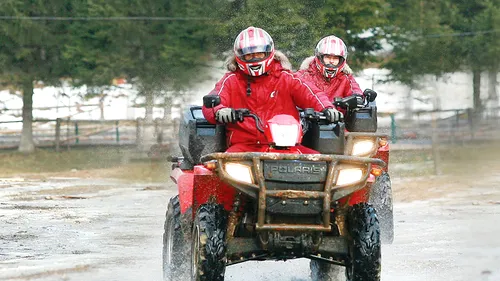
[
  {"x1": 322, "y1": 108, "x2": 344, "y2": 123},
  {"x1": 354, "y1": 94, "x2": 365, "y2": 106},
  {"x1": 216, "y1": 107, "x2": 236, "y2": 124}
]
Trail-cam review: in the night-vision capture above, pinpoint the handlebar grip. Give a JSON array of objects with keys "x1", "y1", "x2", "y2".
[
  {"x1": 234, "y1": 108, "x2": 250, "y2": 122},
  {"x1": 232, "y1": 109, "x2": 265, "y2": 133}
]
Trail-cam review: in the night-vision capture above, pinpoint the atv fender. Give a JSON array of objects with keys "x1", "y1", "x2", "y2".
[
  {"x1": 172, "y1": 165, "x2": 236, "y2": 216},
  {"x1": 338, "y1": 186, "x2": 370, "y2": 207},
  {"x1": 170, "y1": 168, "x2": 194, "y2": 214},
  {"x1": 192, "y1": 165, "x2": 236, "y2": 214},
  {"x1": 375, "y1": 142, "x2": 389, "y2": 172}
]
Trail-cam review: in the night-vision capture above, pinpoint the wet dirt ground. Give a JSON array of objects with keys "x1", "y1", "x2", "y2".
[{"x1": 1, "y1": 170, "x2": 500, "y2": 281}]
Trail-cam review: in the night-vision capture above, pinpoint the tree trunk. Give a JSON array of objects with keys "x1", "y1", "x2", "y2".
[
  {"x1": 404, "y1": 87, "x2": 413, "y2": 120},
  {"x1": 488, "y1": 69, "x2": 498, "y2": 101},
  {"x1": 161, "y1": 96, "x2": 173, "y2": 143},
  {"x1": 472, "y1": 69, "x2": 482, "y2": 112},
  {"x1": 99, "y1": 94, "x2": 105, "y2": 121},
  {"x1": 137, "y1": 89, "x2": 156, "y2": 153},
  {"x1": 163, "y1": 96, "x2": 172, "y2": 122},
  {"x1": 18, "y1": 80, "x2": 35, "y2": 153},
  {"x1": 159, "y1": 95, "x2": 171, "y2": 143},
  {"x1": 431, "y1": 76, "x2": 441, "y2": 111},
  {"x1": 145, "y1": 91, "x2": 154, "y2": 123}
]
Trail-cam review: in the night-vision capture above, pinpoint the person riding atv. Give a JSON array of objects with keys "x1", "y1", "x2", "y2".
[
  {"x1": 296, "y1": 35, "x2": 393, "y2": 244},
  {"x1": 201, "y1": 26, "x2": 342, "y2": 154},
  {"x1": 162, "y1": 27, "x2": 386, "y2": 281}
]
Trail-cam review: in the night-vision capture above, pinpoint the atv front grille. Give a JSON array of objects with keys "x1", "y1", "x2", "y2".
[
  {"x1": 262, "y1": 160, "x2": 326, "y2": 215},
  {"x1": 262, "y1": 160, "x2": 328, "y2": 185}
]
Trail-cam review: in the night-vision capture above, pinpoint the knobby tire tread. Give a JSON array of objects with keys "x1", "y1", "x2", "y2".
[
  {"x1": 194, "y1": 204, "x2": 228, "y2": 281},
  {"x1": 347, "y1": 203, "x2": 381, "y2": 281}
]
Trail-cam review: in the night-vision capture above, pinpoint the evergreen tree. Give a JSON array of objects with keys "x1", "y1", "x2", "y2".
[
  {"x1": 213, "y1": 0, "x2": 390, "y2": 69},
  {"x1": 0, "y1": 0, "x2": 72, "y2": 153},
  {"x1": 384, "y1": 0, "x2": 500, "y2": 111}
]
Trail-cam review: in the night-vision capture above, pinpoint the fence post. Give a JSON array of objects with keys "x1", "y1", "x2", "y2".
[
  {"x1": 154, "y1": 118, "x2": 159, "y2": 143},
  {"x1": 453, "y1": 110, "x2": 460, "y2": 145},
  {"x1": 467, "y1": 108, "x2": 474, "y2": 140},
  {"x1": 431, "y1": 113, "x2": 442, "y2": 175},
  {"x1": 75, "y1": 122, "x2": 79, "y2": 144},
  {"x1": 115, "y1": 120, "x2": 120, "y2": 143},
  {"x1": 136, "y1": 118, "x2": 142, "y2": 146},
  {"x1": 55, "y1": 118, "x2": 61, "y2": 152},
  {"x1": 66, "y1": 118, "x2": 71, "y2": 151},
  {"x1": 390, "y1": 113, "x2": 397, "y2": 143}
]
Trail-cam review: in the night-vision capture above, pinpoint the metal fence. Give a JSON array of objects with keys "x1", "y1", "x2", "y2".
[
  {"x1": 0, "y1": 118, "x2": 179, "y2": 151},
  {"x1": 1, "y1": 108, "x2": 498, "y2": 151},
  {"x1": 380, "y1": 107, "x2": 500, "y2": 145}
]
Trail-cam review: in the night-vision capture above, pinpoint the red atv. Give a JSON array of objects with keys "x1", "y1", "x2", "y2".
[{"x1": 163, "y1": 95, "x2": 386, "y2": 281}]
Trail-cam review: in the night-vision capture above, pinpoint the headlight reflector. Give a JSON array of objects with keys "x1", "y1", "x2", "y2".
[
  {"x1": 351, "y1": 139, "x2": 376, "y2": 156},
  {"x1": 336, "y1": 168, "x2": 363, "y2": 186},
  {"x1": 270, "y1": 124, "x2": 300, "y2": 147},
  {"x1": 225, "y1": 163, "x2": 253, "y2": 184}
]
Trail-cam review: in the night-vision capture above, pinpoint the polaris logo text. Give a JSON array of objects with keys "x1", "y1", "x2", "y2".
[{"x1": 270, "y1": 166, "x2": 324, "y2": 174}]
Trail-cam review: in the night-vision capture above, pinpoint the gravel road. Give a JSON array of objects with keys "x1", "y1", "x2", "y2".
[{"x1": 1, "y1": 172, "x2": 499, "y2": 281}]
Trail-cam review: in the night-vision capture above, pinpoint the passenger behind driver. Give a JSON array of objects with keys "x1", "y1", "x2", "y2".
[
  {"x1": 202, "y1": 26, "x2": 342, "y2": 153},
  {"x1": 294, "y1": 35, "x2": 363, "y2": 114}
]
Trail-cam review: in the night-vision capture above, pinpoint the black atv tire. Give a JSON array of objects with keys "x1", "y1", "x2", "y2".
[
  {"x1": 346, "y1": 203, "x2": 381, "y2": 281},
  {"x1": 369, "y1": 172, "x2": 394, "y2": 244},
  {"x1": 310, "y1": 259, "x2": 345, "y2": 281},
  {"x1": 163, "y1": 195, "x2": 190, "y2": 281},
  {"x1": 191, "y1": 204, "x2": 228, "y2": 281}
]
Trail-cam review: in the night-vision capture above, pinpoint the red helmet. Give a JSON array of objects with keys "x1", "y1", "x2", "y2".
[
  {"x1": 234, "y1": 27, "x2": 275, "y2": 76},
  {"x1": 314, "y1": 35, "x2": 348, "y2": 79}
]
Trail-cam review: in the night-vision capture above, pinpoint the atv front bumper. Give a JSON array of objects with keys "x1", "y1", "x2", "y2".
[{"x1": 201, "y1": 152, "x2": 385, "y2": 232}]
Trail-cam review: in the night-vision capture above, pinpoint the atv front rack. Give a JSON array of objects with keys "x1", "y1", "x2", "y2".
[{"x1": 201, "y1": 153, "x2": 385, "y2": 232}]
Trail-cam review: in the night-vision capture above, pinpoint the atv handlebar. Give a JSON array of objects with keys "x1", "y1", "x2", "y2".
[
  {"x1": 300, "y1": 108, "x2": 331, "y2": 125},
  {"x1": 234, "y1": 109, "x2": 265, "y2": 133},
  {"x1": 235, "y1": 108, "x2": 339, "y2": 132},
  {"x1": 334, "y1": 95, "x2": 363, "y2": 110},
  {"x1": 334, "y1": 89, "x2": 378, "y2": 111},
  {"x1": 204, "y1": 94, "x2": 340, "y2": 129}
]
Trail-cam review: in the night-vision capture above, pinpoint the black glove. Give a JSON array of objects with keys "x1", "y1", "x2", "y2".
[
  {"x1": 215, "y1": 107, "x2": 236, "y2": 124},
  {"x1": 323, "y1": 108, "x2": 344, "y2": 123}
]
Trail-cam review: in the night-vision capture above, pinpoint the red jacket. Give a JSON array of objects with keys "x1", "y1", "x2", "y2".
[
  {"x1": 295, "y1": 56, "x2": 362, "y2": 101},
  {"x1": 202, "y1": 51, "x2": 333, "y2": 147}
]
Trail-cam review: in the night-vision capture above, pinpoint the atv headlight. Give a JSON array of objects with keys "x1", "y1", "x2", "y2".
[
  {"x1": 336, "y1": 168, "x2": 363, "y2": 186},
  {"x1": 351, "y1": 139, "x2": 376, "y2": 157},
  {"x1": 270, "y1": 123, "x2": 300, "y2": 147},
  {"x1": 225, "y1": 163, "x2": 253, "y2": 184}
]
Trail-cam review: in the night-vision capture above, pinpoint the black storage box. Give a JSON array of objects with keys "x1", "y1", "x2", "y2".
[
  {"x1": 178, "y1": 106, "x2": 226, "y2": 168},
  {"x1": 302, "y1": 122, "x2": 345, "y2": 154},
  {"x1": 345, "y1": 106, "x2": 378, "y2": 132}
]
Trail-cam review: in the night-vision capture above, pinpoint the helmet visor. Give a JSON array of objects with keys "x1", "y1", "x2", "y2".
[
  {"x1": 321, "y1": 55, "x2": 345, "y2": 68},
  {"x1": 235, "y1": 44, "x2": 273, "y2": 58},
  {"x1": 240, "y1": 52, "x2": 271, "y2": 63}
]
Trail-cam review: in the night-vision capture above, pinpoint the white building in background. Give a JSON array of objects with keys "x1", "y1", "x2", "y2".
[{"x1": 0, "y1": 67, "x2": 498, "y2": 130}]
